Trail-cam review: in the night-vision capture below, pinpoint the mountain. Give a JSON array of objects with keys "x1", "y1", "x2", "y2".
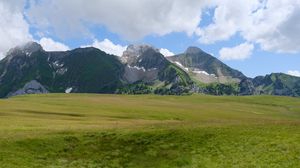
[
  {"x1": 122, "y1": 44, "x2": 171, "y2": 83},
  {"x1": 167, "y1": 46, "x2": 246, "y2": 84},
  {"x1": 253, "y1": 73, "x2": 300, "y2": 96},
  {"x1": 0, "y1": 42, "x2": 192, "y2": 97},
  {"x1": 0, "y1": 42, "x2": 124, "y2": 97},
  {"x1": 238, "y1": 73, "x2": 300, "y2": 96},
  {"x1": 118, "y1": 44, "x2": 192, "y2": 95},
  {"x1": 0, "y1": 42, "x2": 299, "y2": 97}
]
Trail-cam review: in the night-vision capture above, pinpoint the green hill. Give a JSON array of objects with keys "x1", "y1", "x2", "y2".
[
  {"x1": 0, "y1": 94, "x2": 300, "y2": 167},
  {"x1": 253, "y1": 73, "x2": 300, "y2": 96}
]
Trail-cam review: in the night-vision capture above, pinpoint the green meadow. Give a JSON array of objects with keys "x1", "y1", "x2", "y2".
[{"x1": 0, "y1": 94, "x2": 300, "y2": 167}]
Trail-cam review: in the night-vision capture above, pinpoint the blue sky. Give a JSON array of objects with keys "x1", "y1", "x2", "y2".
[{"x1": 1, "y1": 0, "x2": 300, "y2": 78}]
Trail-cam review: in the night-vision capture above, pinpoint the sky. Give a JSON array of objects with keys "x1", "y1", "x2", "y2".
[{"x1": 0, "y1": 0, "x2": 300, "y2": 78}]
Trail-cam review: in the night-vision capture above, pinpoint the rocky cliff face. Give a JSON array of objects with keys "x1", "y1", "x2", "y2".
[
  {"x1": 121, "y1": 45, "x2": 163, "y2": 83},
  {"x1": 119, "y1": 44, "x2": 193, "y2": 95}
]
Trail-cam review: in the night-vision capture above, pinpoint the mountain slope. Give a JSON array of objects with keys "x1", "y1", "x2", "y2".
[
  {"x1": 0, "y1": 42, "x2": 53, "y2": 97},
  {"x1": 253, "y1": 73, "x2": 300, "y2": 96},
  {"x1": 51, "y1": 47, "x2": 124, "y2": 93},
  {"x1": 167, "y1": 47, "x2": 246, "y2": 84},
  {"x1": 0, "y1": 43, "x2": 193, "y2": 97},
  {"x1": 119, "y1": 45, "x2": 192, "y2": 94},
  {"x1": 0, "y1": 42, "x2": 124, "y2": 97},
  {"x1": 0, "y1": 42, "x2": 299, "y2": 97}
]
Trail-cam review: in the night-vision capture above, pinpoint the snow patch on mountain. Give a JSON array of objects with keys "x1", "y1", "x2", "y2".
[
  {"x1": 129, "y1": 65, "x2": 146, "y2": 72},
  {"x1": 192, "y1": 69, "x2": 216, "y2": 78},
  {"x1": 65, "y1": 87, "x2": 72, "y2": 93},
  {"x1": 174, "y1": 61, "x2": 189, "y2": 71},
  {"x1": 56, "y1": 68, "x2": 67, "y2": 75},
  {"x1": 53, "y1": 61, "x2": 64, "y2": 68}
]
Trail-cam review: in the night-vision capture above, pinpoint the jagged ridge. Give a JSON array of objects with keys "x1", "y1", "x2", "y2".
[{"x1": 0, "y1": 42, "x2": 299, "y2": 97}]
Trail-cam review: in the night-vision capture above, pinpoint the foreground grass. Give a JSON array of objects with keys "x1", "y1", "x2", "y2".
[{"x1": 0, "y1": 94, "x2": 300, "y2": 167}]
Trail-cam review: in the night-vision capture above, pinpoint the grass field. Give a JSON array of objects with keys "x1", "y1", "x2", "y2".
[{"x1": 0, "y1": 94, "x2": 300, "y2": 167}]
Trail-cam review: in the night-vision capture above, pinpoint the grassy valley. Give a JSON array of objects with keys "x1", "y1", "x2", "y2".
[{"x1": 0, "y1": 94, "x2": 300, "y2": 167}]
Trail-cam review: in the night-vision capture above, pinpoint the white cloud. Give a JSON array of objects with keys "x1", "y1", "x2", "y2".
[
  {"x1": 82, "y1": 39, "x2": 127, "y2": 56},
  {"x1": 243, "y1": 0, "x2": 300, "y2": 53},
  {"x1": 198, "y1": 0, "x2": 261, "y2": 44},
  {"x1": 0, "y1": 0, "x2": 32, "y2": 59},
  {"x1": 160, "y1": 48, "x2": 174, "y2": 57},
  {"x1": 26, "y1": 0, "x2": 208, "y2": 40},
  {"x1": 39, "y1": 37, "x2": 70, "y2": 51},
  {"x1": 219, "y1": 42, "x2": 254, "y2": 61},
  {"x1": 1, "y1": 0, "x2": 299, "y2": 60},
  {"x1": 198, "y1": 0, "x2": 300, "y2": 53},
  {"x1": 287, "y1": 70, "x2": 300, "y2": 77}
]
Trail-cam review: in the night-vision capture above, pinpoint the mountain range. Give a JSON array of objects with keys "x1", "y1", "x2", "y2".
[{"x1": 0, "y1": 42, "x2": 299, "y2": 98}]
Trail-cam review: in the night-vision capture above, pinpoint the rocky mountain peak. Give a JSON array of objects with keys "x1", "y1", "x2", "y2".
[
  {"x1": 21, "y1": 42, "x2": 43, "y2": 52},
  {"x1": 7, "y1": 41, "x2": 43, "y2": 57},
  {"x1": 185, "y1": 46, "x2": 203, "y2": 54},
  {"x1": 121, "y1": 44, "x2": 160, "y2": 64}
]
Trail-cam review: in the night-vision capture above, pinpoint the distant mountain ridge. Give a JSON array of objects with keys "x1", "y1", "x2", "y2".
[{"x1": 0, "y1": 42, "x2": 299, "y2": 97}]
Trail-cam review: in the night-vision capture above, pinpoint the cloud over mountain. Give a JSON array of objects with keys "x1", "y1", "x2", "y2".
[
  {"x1": 39, "y1": 37, "x2": 70, "y2": 51},
  {"x1": 26, "y1": 0, "x2": 207, "y2": 40},
  {"x1": 219, "y1": 43, "x2": 254, "y2": 61},
  {"x1": 0, "y1": 0, "x2": 299, "y2": 72},
  {"x1": 199, "y1": 0, "x2": 300, "y2": 53},
  {"x1": 0, "y1": 0, "x2": 32, "y2": 59},
  {"x1": 287, "y1": 70, "x2": 300, "y2": 77},
  {"x1": 82, "y1": 39, "x2": 127, "y2": 56}
]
